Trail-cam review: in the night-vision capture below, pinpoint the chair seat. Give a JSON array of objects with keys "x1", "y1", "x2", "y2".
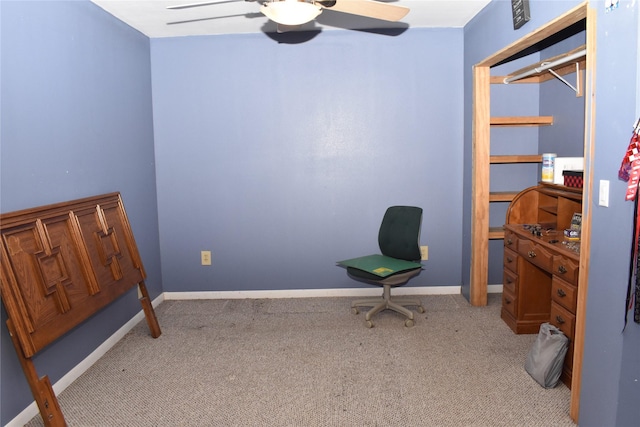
[{"x1": 347, "y1": 266, "x2": 422, "y2": 286}]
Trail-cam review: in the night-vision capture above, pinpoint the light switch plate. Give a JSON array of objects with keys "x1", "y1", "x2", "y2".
[{"x1": 599, "y1": 180, "x2": 609, "y2": 207}]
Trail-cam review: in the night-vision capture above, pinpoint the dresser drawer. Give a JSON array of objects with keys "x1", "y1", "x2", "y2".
[
  {"x1": 518, "y1": 239, "x2": 554, "y2": 272},
  {"x1": 550, "y1": 302, "x2": 575, "y2": 341},
  {"x1": 503, "y1": 268, "x2": 518, "y2": 294},
  {"x1": 503, "y1": 247, "x2": 518, "y2": 273},
  {"x1": 553, "y1": 255, "x2": 579, "y2": 285},
  {"x1": 504, "y1": 229, "x2": 518, "y2": 251},
  {"x1": 551, "y1": 276, "x2": 578, "y2": 313},
  {"x1": 502, "y1": 288, "x2": 517, "y2": 317}
]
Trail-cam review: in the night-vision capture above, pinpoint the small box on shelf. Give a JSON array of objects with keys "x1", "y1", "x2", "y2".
[
  {"x1": 563, "y1": 229, "x2": 581, "y2": 241},
  {"x1": 564, "y1": 213, "x2": 582, "y2": 241},
  {"x1": 563, "y1": 170, "x2": 584, "y2": 188}
]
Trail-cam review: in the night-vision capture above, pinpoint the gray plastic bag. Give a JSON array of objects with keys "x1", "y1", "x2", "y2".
[{"x1": 525, "y1": 322, "x2": 569, "y2": 388}]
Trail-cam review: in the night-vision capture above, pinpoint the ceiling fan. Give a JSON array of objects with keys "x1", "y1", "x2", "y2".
[{"x1": 167, "y1": 0, "x2": 410, "y2": 29}]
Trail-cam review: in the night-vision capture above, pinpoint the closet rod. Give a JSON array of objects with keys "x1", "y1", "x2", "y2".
[{"x1": 504, "y1": 48, "x2": 586, "y2": 84}]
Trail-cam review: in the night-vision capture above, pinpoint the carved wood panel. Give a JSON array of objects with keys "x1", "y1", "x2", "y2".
[{"x1": 1, "y1": 193, "x2": 146, "y2": 358}]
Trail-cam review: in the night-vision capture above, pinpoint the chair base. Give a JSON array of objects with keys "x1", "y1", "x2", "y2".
[{"x1": 351, "y1": 284, "x2": 424, "y2": 327}]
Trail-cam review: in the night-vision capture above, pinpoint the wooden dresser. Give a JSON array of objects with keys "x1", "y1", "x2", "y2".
[{"x1": 501, "y1": 183, "x2": 582, "y2": 388}]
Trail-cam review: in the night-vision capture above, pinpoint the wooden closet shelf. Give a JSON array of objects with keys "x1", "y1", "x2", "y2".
[
  {"x1": 489, "y1": 227, "x2": 505, "y2": 239},
  {"x1": 490, "y1": 155, "x2": 543, "y2": 164},
  {"x1": 491, "y1": 116, "x2": 554, "y2": 126},
  {"x1": 489, "y1": 191, "x2": 519, "y2": 202}
]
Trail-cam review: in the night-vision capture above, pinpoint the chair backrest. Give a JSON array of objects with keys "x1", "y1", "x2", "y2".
[{"x1": 378, "y1": 206, "x2": 422, "y2": 261}]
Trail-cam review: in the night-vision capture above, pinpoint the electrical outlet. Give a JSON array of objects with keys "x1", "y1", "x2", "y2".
[
  {"x1": 420, "y1": 246, "x2": 429, "y2": 261},
  {"x1": 201, "y1": 250, "x2": 212, "y2": 266}
]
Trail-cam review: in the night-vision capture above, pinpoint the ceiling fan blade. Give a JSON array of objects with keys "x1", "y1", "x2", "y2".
[
  {"x1": 167, "y1": 0, "x2": 246, "y2": 10},
  {"x1": 168, "y1": 12, "x2": 263, "y2": 25},
  {"x1": 318, "y1": 0, "x2": 409, "y2": 22}
]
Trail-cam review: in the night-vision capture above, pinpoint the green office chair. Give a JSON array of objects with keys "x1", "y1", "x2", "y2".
[{"x1": 338, "y1": 206, "x2": 425, "y2": 328}]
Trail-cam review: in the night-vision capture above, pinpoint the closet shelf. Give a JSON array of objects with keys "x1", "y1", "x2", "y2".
[
  {"x1": 489, "y1": 227, "x2": 505, "y2": 240},
  {"x1": 489, "y1": 191, "x2": 520, "y2": 202},
  {"x1": 491, "y1": 116, "x2": 554, "y2": 126},
  {"x1": 490, "y1": 155, "x2": 543, "y2": 164}
]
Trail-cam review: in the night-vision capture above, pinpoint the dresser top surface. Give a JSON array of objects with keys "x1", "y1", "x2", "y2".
[{"x1": 504, "y1": 223, "x2": 580, "y2": 260}]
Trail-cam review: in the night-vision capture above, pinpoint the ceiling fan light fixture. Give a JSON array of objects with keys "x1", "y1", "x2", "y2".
[{"x1": 260, "y1": 0, "x2": 322, "y2": 26}]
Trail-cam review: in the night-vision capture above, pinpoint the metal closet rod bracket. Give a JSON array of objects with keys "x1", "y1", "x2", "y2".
[
  {"x1": 547, "y1": 63, "x2": 580, "y2": 93},
  {"x1": 503, "y1": 48, "x2": 586, "y2": 94}
]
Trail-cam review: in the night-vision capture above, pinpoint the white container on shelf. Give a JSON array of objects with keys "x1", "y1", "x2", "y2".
[{"x1": 541, "y1": 153, "x2": 556, "y2": 183}]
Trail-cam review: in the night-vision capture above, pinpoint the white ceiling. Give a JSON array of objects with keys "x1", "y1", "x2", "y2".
[{"x1": 91, "y1": 0, "x2": 492, "y2": 38}]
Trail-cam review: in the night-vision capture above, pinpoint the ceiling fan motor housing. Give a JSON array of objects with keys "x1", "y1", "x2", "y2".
[{"x1": 260, "y1": 0, "x2": 323, "y2": 26}]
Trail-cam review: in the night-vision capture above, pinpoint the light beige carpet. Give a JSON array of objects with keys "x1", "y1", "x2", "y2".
[{"x1": 26, "y1": 293, "x2": 574, "y2": 426}]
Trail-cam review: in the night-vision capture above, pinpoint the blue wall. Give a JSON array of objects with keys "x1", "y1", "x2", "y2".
[
  {"x1": 0, "y1": 1, "x2": 161, "y2": 424},
  {"x1": 580, "y1": 1, "x2": 639, "y2": 425},
  {"x1": 150, "y1": 29, "x2": 465, "y2": 293},
  {"x1": 538, "y1": 33, "x2": 586, "y2": 157}
]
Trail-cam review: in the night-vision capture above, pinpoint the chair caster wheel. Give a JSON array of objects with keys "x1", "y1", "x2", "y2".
[
  {"x1": 365, "y1": 320, "x2": 374, "y2": 328},
  {"x1": 351, "y1": 307, "x2": 359, "y2": 315},
  {"x1": 417, "y1": 306, "x2": 425, "y2": 313},
  {"x1": 404, "y1": 319, "x2": 415, "y2": 328}
]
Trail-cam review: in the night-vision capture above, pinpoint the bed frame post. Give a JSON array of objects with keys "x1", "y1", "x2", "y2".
[
  {"x1": 6, "y1": 319, "x2": 67, "y2": 427},
  {"x1": 138, "y1": 280, "x2": 161, "y2": 338}
]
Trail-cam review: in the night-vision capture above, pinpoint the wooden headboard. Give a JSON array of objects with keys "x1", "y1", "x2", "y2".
[{"x1": 0, "y1": 193, "x2": 161, "y2": 426}]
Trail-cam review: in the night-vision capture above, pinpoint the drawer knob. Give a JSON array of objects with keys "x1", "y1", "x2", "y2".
[
  {"x1": 556, "y1": 315, "x2": 566, "y2": 324},
  {"x1": 506, "y1": 238, "x2": 513, "y2": 246},
  {"x1": 507, "y1": 277, "x2": 513, "y2": 284},
  {"x1": 557, "y1": 289, "x2": 567, "y2": 297},
  {"x1": 528, "y1": 251, "x2": 537, "y2": 258},
  {"x1": 506, "y1": 257, "x2": 513, "y2": 263},
  {"x1": 558, "y1": 265, "x2": 567, "y2": 274}
]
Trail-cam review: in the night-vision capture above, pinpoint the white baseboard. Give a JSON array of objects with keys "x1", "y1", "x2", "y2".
[
  {"x1": 163, "y1": 286, "x2": 461, "y2": 300},
  {"x1": 488, "y1": 284, "x2": 504, "y2": 294},
  {"x1": 8, "y1": 284, "x2": 503, "y2": 426},
  {"x1": 164, "y1": 285, "x2": 502, "y2": 301},
  {"x1": 6, "y1": 294, "x2": 165, "y2": 427},
  {"x1": 164, "y1": 285, "x2": 503, "y2": 301}
]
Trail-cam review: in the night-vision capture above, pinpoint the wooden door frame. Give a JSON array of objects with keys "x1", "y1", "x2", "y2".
[{"x1": 469, "y1": 1, "x2": 594, "y2": 421}]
